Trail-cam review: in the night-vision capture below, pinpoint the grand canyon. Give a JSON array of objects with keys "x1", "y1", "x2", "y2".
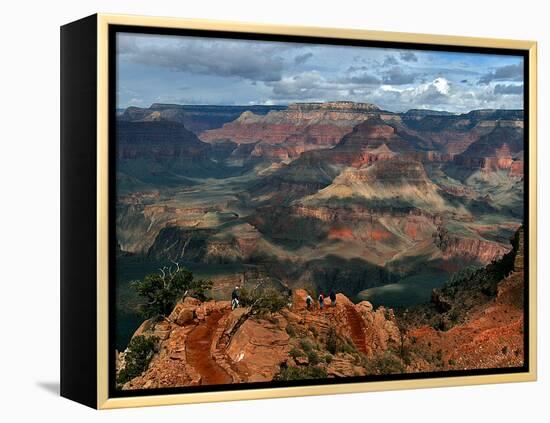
[{"x1": 114, "y1": 101, "x2": 525, "y2": 389}]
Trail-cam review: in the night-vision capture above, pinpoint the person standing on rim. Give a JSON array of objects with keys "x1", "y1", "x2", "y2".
[
  {"x1": 306, "y1": 294, "x2": 313, "y2": 310},
  {"x1": 287, "y1": 287, "x2": 293, "y2": 309},
  {"x1": 231, "y1": 286, "x2": 240, "y2": 310},
  {"x1": 329, "y1": 290, "x2": 337, "y2": 307},
  {"x1": 318, "y1": 293, "x2": 325, "y2": 310}
]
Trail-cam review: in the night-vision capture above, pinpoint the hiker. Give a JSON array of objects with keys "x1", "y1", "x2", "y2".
[
  {"x1": 287, "y1": 288, "x2": 293, "y2": 309},
  {"x1": 305, "y1": 294, "x2": 313, "y2": 310},
  {"x1": 329, "y1": 290, "x2": 336, "y2": 307},
  {"x1": 318, "y1": 293, "x2": 324, "y2": 310},
  {"x1": 231, "y1": 286, "x2": 240, "y2": 310}
]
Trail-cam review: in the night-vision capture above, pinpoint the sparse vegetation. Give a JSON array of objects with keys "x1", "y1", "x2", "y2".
[
  {"x1": 326, "y1": 327, "x2": 357, "y2": 355},
  {"x1": 117, "y1": 335, "x2": 159, "y2": 384},
  {"x1": 285, "y1": 324, "x2": 297, "y2": 337},
  {"x1": 239, "y1": 287, "x2": 287, "y2": 316},
  {"x1": 365, "y1": 352, "x2": 405, "y2": 375},
  {"x1": 289, "y1": 347, "x2": 305, "y2": 360},
  {"x1": 131, "y1": 264, "x2": 212, "y2": 319},
  {"x1": 307, "y1": 350, "x2": 320, "y2": 365},
  {"x1": 300, "y1": 339, "x2": 315, "y2": 353}
]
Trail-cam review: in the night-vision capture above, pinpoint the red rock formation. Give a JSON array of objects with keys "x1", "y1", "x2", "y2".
[
  {"x1": 453, "y1": 125, "x2": 524, "y2": 177},
  {"x1": 200, "y1": 102, "x2": 382, "y2": 157},
  {"x1": 117, "y1": 290, "x2": 401, "y2": 389},
  {"x1": 405, "y1": 228, "x2": 525, "y2": 372}
]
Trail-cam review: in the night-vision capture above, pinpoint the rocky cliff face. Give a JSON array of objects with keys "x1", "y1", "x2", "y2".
[
  {"x1": 400, "y1": 109, "x2": 523, "y2": 155},
  {"x1": 453, "y1": 125, "x2": 524, "y2": 176},
  {"x1": 117, "y1": 120, "x2": 210, "y2": 160},
  {"x1": 117, "y1": 290, "x2": 402, "y2": 389},
  {"x1": 199, "y1": 102, "x2": 384, "y2": 158},
  {"x1": 433, "y1": 225, "x2": 511, "y2": 265},
  {"x1": 400, "y1": 227, "x2": 524, "y2": 372}
]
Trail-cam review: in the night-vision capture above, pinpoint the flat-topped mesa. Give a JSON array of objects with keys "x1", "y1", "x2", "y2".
[
  {"x1": 287, "y1": 101, "x2": 380, "y2": 112},
  {"x1": 464, "y1": 109, "x2": 524, "y2": 120}
]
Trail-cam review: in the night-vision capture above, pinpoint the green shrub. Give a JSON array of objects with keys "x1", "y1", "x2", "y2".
[
  {"x1": 239, "y1": 287, "x2": 287, "y2": 316},
  {"x1": 117, "y1": 335, "x2": 159, "y2": 384},
  {"x1": 275, "y1": 365, "x2": 328, "y2": 381},
  {"x1": 289, "y1": 347, "x2": 305, "y2": 360},
  {"x1": 448, "y1": 309, "x2": 460, "y2": 323},
  {"x1": 326, "y1": 327, "x2": 358, "y2": 355},
  {"x1": 285, "y1": 324, "x2": 297, "y2": 338},
  {"x1": 366, "y1": 352, "x2": 405, "y2": 375},
  {"x1": 324, "y1": 354, "x2": 333, "y2": 364},
  {"x1": 307, "y1": 350, "x2": 320, "y2": 365},
  {"x1": 300, "y1": 339, "x2": 314, "y2": 352}
]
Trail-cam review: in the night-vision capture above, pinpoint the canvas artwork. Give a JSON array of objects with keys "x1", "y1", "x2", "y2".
[{"x1": 113, "y1": 30, "x2": 528, "y2": 393}]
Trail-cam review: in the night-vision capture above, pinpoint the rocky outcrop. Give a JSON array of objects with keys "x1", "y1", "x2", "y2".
[{"x1": 117, "y1": 290, "x2": 401, "y2": 389}]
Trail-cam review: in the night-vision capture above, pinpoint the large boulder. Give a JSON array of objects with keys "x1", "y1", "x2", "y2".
[
  {"x1": 168, "y1": 296, "x2": 204, "y2": 326},
  {"x1": 226, "y1": 319, "x2": 290, "y2": 382}
]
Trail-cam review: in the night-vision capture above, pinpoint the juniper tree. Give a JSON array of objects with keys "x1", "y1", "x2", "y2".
[{"x1": 131, "y1": 263, "x2": 212, "y2": 319}]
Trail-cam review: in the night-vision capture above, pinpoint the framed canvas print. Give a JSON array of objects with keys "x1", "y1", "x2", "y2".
[{"x1": 60, "y1": 14, "x2": 537, "y2": 409}]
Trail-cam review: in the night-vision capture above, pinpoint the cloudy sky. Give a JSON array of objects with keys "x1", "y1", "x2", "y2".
[{"x1": 116, "y1": 32, "x2": 524, "y2": 113}]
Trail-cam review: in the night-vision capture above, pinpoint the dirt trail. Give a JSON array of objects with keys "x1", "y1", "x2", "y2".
[
  {"x1": 186, "y1": 310, "x2": 232, "y2": 385},
  {"x1": 344, "y1": 304, "x2": 368, "y2": 354}
]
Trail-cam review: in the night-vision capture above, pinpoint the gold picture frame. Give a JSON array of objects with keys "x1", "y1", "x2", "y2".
[{"x1": 61, "y1": 13, "x2": 537, "y2": 409}]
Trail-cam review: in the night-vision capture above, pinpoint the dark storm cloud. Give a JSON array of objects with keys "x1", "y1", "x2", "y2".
[
  {"x1": 118, "y1": 36, "x2": 286, "y2": 82},
  {"x1": 494, "y1": 83, "x2": 524, "y2": 95},
  {"x1": 348, "y1": 73, "x2": 382, "y2": 84},
  {"x1": 400, "y1": 51, "x2": 418, "y2": 62},
  {"x1": 266, "y1": 72, "x2": 330, "y2": 100},
  {"x1": 294, "y1": 52, "x2": 314, "y2": 65},
  {"x1": 342, "y1": 71, "x2": 382, "y2": 85},
  {"x1": 382, "y1": 67, "x2": 417, "y2": 85},
  {"x1": 478, "y1": 63, "x2": 523, "y2": 84}
]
